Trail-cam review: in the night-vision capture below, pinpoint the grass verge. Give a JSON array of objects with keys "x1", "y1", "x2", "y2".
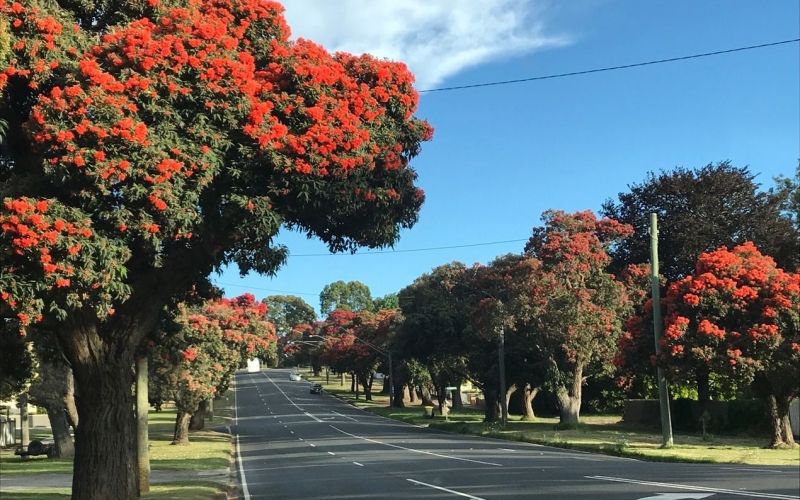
[
  {"x1": 299, "y1": 368, "x2": 800, "y2": 467},
  {"x1": 0, "y1": 382, "x2": 238, "y2": 499}
]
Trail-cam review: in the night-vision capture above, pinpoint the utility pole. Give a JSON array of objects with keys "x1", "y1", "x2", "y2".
[
  {"x1": 650, "y1": 213, "x2": 674, "y2": 448},
  {"x1": 498, "y1": 302, "x2": 507, "y2": 428},
  {"x1": 388, "y1": 352, "x2": 394, "y2": 408}
]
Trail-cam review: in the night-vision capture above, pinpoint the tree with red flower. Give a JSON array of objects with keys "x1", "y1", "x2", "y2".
[
  {"x1": 0, "y1": 1, "x2": 432, "y2": 497},
  {"x1": 659, "y1": 242, "x2": 800, "y2": 448}
]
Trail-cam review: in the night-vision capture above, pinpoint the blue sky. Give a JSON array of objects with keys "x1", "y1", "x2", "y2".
[{"x1": 216, "y1": 0, "x2": 800, "y2": 314}]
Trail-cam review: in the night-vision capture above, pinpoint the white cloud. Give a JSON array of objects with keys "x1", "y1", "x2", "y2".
[{"x1": 278, "y1": 0, "x2": 571, "y2": 90}]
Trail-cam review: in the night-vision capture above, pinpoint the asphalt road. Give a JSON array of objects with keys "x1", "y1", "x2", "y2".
[{"x1": 233, "y1": 369, "x2": 800, "y2": 500}]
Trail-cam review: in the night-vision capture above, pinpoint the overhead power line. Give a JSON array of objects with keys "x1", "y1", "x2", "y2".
[
  {"x1": 419, "y1": 38, "x2": 800, "y2": 93},
  {"x1": 213, "y1": 281, "x2": 319, "y2": 297},
  {"x1": 291, "y1": 238, "x2": 528, "y2": 257}
]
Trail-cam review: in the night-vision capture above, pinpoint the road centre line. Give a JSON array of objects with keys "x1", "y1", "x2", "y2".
[
  {"x1": 587, "y1": 476, "x2": 800, "y2": 499},
  {"x1": 328, "y1": 451, "x2": 336, "y2": 456},
  {"x1": 329, "y1": 425, "x2": 502, "y2": 467},
  {"x1": 406, "y1": 479, "x2": 487, "y2": 500},
  {"x1": 353, "y1": 462, "x2": 364, "y2": 467},
  {"x1": 498, "y1": 448, "x2": 515, "y2": 452}
]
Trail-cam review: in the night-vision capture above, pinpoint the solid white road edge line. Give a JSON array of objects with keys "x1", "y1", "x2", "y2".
[
  {"x1": 329, "y1": 425, "x2": 502, "y2": 467},
  {"x1": 586, "y1": 475, "x2": 800, "y2": 499},
  {"x1": 235, "y1": 435, "x2": 250, "y2": 500},
  {"x1": 406, "y1": 479, "x2": 487, "y2": 500}
]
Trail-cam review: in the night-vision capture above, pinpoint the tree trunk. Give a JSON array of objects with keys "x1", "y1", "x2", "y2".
[
  {"x1": 361, "y1": 375, "x2": 372, "y2": 402},
  {"x1": 312, "y1": 363, "x2": 321, "y2": 377},
  {"x1": 64, "y1": 370, "x2": 79, "y2": 430},
  {"x1": 419, "y1": 384, "x2": 434, "y2": 406},
  {"x1": 18, "y1": 393, "x2": 29, "y2": 449},
  {"x1": 436, "y1": 384, "x2": 448, "y2": 416},
  {"x1": 451, "y1": 379, "x2": 463, "y2": 410},
  {"x1": 505, "y1": 383, "x2": 518, "y2": 417},
  {"x1": 556, "y1": 364, "x2": 584, "y2": 427},
  {"x1": 172, "y1": 412, "x2": 192, "y2": 445},
  {"x1": 407, "y1": 383, "x2": 418, "y2": 403},
  {"x1": 522, "y1": 384, "x2": 539, "y2": 420},
  {"x1": 392, "y1": 376, "x2": 405, "y2": 408},
  {"x1": 207, "y1": 398, "x2": 214, "y2": 422},
  {"x1": 341, "y1": 371, "x2": 345, "y2": 386},
  {"x1": 754, "y1": 373, "x2": 797, "y2": 448},
  {"x1": 189, "y1": 400, "x2": 207, "y2": 431},
  {"x1": 43, "y1": 401, "x2": 74, "y2": 458},
  {"x1": 697, "y1": 368, "x2": 710, "y2": 407},
  {"x1": 71, "y1": 359, "x2": 139, "y2": 500},
  {"x1": 483, "y1": 389, "x2": 499, "y2": 422},
  {"x1": 381, "y1": 373, "x2": 390, "y2": 394},
  {"x1": 350, "y1": 373, "x2": 356, "y2": 393}
]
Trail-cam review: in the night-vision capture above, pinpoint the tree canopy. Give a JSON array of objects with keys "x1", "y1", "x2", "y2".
[
  {"x1": 319, "y1": 280, "x2": 373, "y2": 315},
  {"x1": 602, "y1": 161, "x2": 799, "y2": 279},
  {"x1": 264, "y1": 294, "x2": 316, "y2": 337}
]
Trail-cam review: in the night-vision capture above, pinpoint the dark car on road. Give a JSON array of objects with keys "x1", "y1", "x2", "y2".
[{"x1": 309, "y1": 383, "x2": 323, "y2": 394}]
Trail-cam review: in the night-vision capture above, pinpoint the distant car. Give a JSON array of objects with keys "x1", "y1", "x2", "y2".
[
  {"x1": 309, "y1": 384, "x2": 323, "y2": 394},
  {"x1": 289, "y1": 373, "x2": 301, "y2": 381}
]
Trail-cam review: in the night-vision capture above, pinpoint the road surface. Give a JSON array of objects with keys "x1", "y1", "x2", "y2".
[{"x1": 233, "y1": 369, "x2": 800, "y2": 500}]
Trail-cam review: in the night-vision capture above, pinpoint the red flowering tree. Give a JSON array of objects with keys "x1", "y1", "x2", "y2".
[
  {"x1": 318, "y1": 309, "x2": 392, "y2": 400},
  {"x1": 0, "y1": 1, "x2": 432, "y2": 497},
  {"x1": 524, "y1": 210, "x2": 634, "y2": 426},
  {"x1": 660, "y1": 243, "x2": 800, "y2": 447},
  {"x1": 149, "y1": 293, "x2": 275, "y2": 444}
]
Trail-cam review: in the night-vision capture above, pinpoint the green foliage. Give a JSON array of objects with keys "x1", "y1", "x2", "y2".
[
  {"x1": 0, "y1": 320, "x2": 33, "y2": 400},
  {"x1": 319, "y1": 280, "x2": 373, "y2": 315},
  {"x1": 602, "y1": 161, "x2": 799, "y2": 278},
  {"x1": 775, "y1": 162, "x2": 800, "y2": 234},
  {"x1": 372, "y1": 293, "x2": 399, "y2": 311},
  {"x1": 264, "y1": 295, "x2": 316, "y2": 337}
]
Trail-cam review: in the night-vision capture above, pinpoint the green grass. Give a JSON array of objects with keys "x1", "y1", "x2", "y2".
[
  {"x1": 300, "y1": 368, "x2": 800, "y2": 467},
  {"x1": 0, "y1": 481, "x2": 228, "y2": 500},
  {"x1": 0, "y1": 383, "x2": 238, "y2": 499}
]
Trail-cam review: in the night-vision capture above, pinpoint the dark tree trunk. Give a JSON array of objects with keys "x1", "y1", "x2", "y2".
[
  {"x1": 753, "y1": 373, "x2": 797, "y2": 448},
  {"x1": 189, "y1": 400, "x2": 207, "y2": 431},
  {"x1": 451, "y1": 391, "x2": 464, "y2": 410},
  {"x1": 350, "y1": 373, "x2": 356, "y2": 393},
  {"x1": 505, "y1": 383, "x2": 518, "y2": 417},
  {"x1": 407, "y1": 383, "x2": 418, "y2": 403},
  {"x1": 43, "y1": 401, "x2": 74, "y2": 458},
  {"x1": 71, "y1": 358, "x2": 139, "y2": 500},
  {"x1": 697, "y1": 368, "x2": 710, "y2": 406},
  {"x1": 361, "y1": 375, "x2": 372, "y2": 402},
  {"x1": 522, "y1": 383, "x2": 539, "y2": 420},
  {"x1": 483, "y1": 389, "x2": 499, "y2": 422},
  {"x1": 435, "y1": 384, "x2": 448, "y2": 416},
  {"x1": 312, "y1": 363, "x2": 321, "y2": 377},
  {"x1": 419, "y1": 384, "x2": 434, "y2": 406},
  {"x1": 381, "y1": 373, "x2": 391, "y2": 394},
  {"x1": 172, "y1": 412, "x2": 191, "y2": 445},
  {"x1": 556, "y1": 364, "x2": 584, "y2": 426},
  {"x1": 64, "y1": 370, "x2": 79, "y2": 430},
  {"x1": 392, "y1": 376, "x2": 405, "y2": 408}
]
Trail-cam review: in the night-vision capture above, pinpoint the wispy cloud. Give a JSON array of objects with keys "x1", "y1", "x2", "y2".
[{"x1": 279, "y1": 0, "x2": 571, "y2": 90}]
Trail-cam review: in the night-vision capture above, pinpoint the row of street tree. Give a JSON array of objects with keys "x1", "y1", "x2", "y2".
[{"x1": 279, "y1": 162, "x2": 799, "y2": 449}]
